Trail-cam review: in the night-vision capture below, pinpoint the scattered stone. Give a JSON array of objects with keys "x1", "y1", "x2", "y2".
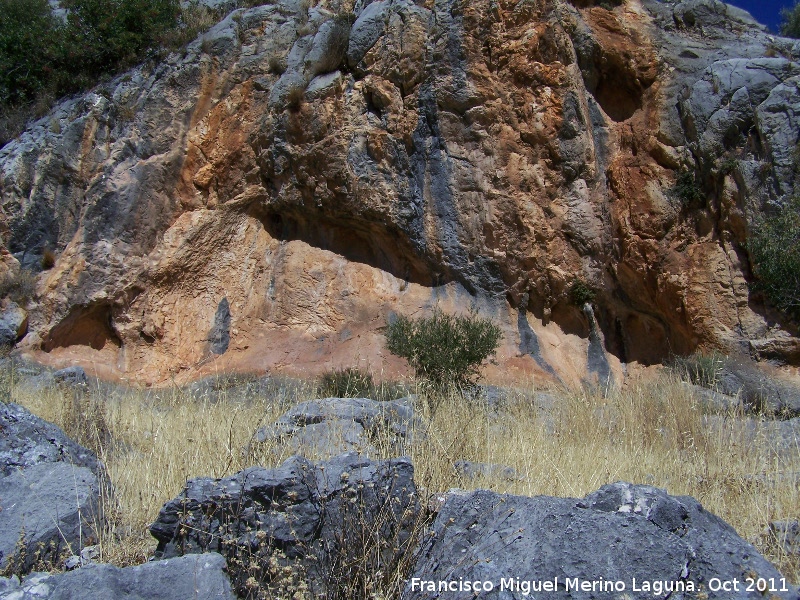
[
  {"x1": 0, "y1": 553, "x2": 236, "y2": 599},
  {"x1": 52, "y1": 366, "x2": 88, "y2": 387},
  {"x1": 770, "y1": 520, "x2": 800, "y2": 556},
  {"x1": 681, "y1": 381, "x2": 743, "y2": 414},
  {"x1": 150, "y1": 453, "x2": 419, "y2": 597},
  {"x1": 453, "y1": 460, "x2": 522, "y2": 481},
  {"x1": 0, "y1": 301, "x2": 28, "y2": 347},
  {"x1": 703, "y1": 415, "x2": 800, "y2": 458},
  {"x1": 64, "y1": 545, "x2": 100, "y2": 571},
  {"x1": 254, "y1": 396, "x2": 424, "y2": 458},
  {"x1": 404, "y1": 482, "x2": 796, "y2": 599}
]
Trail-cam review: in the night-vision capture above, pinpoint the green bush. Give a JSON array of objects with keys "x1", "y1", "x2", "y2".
[
  {"x1": 318, "y1": 368, "x2": 375, "y2": 399},
  {"x1": 780, "y1": 1, "x2": 800, "y2": 38},
  {"x1": 569, "y1": 279, "x2": 596, "y2": 306},
  {"x1": 0, "y1": 0, "x2": 182, "y2": 144},
  {"x1": 671, "y1": 170, "x2": 703, "y2": 206},
  {"x1": 0, "y1": 0, "x2": 60, "y2": 106},
  {"x1": 747, "y1": 196, "x2": 800, "y2": 320},
  {"x1": 384, "y1": 309, "x2": 502, "y2": 391}
]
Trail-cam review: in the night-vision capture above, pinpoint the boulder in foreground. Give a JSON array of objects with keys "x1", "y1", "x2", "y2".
[
  {"x1": 0, "y1": 553, "x2": 235, "y2": 599},
  {"x1": 404, "y1": 482, "x2": 798, "y2": 599},
  {"x1": 150, "y1": 452, "x2": 420, "y2": 598}
]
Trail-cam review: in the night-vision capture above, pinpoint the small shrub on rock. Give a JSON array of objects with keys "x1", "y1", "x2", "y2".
[
  {"x1": 384, "y1": 309, "x2": 502, "y2": 392},
  {"x1": 318, "y1": 368, "x2": 375, "y2": 399},
  {"x1": 569, "y1": 278, "x2": 596, "y2": 306},
  {"x1": 671, "y1": 169, "x2": 703, "y2": 206},
  {"x1": 0, "y1": 269, "x2": 37, "y2": 305},
  {"x1": 747, "y1": 196, "x2": 800, "y2": 320},
  {"x1": 668, "y1": 351, "x2": 724, "y2": 388},
  {"x1": 781, "y1": 1, "x2": 800, "y2": 38}
]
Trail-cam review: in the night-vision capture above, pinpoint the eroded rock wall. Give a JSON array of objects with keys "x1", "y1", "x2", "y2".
[{"x1": 1, "y1": 0, "x2": 799, "y2": 384}]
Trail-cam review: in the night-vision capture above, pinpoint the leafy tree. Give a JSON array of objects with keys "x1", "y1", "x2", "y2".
[
  {"x1": 780, "y1": 1, "x2": 800, "y2": 38},
  {"x1": 384, "y1": 309, "x2": 502, "y2": 392},
  {"x1": 747, "y1": 196, "x2": 800, "y2": 320},
  {"x1": 0, "y1": 0, "x2": 59, "y2": 106}
]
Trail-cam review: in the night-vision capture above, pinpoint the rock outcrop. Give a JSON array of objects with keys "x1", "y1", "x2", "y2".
[
  {"x1": 405, "y1": 482, "x2": 799, "y2": 599},
  {"x1": 150, "y1": 452, "x2": 420, "y2": 597},
  {"x1": 253, "y1": 396, "x2": 423, "y2": 457},
  {"x1": 0, "y1": 553, "x2": 236, "y2": 600},
  {"x1": 0, "y1": 0, "x2": 799, "y2": 385},
  {"x1": 0, "y1": 402, "x2": 104, "y2": 571}
]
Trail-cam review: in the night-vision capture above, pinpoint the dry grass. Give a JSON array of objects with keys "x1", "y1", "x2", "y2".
[{"x1": 4, "y1": 367, "x2": 800, "y2": 585}]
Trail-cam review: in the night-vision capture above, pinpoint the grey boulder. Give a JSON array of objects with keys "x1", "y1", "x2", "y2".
[
  {"x1": 0, "y1": 402, "x2": 100, "y2": 476},
  {"x1": 0, "y1": 462, "x2": 101, "y2": 572},
  {"x1": 404, "y1": 482, "x2": 796, "y2": 599},
  {"x1": 0, "y1": 553, "x2": 235, "y2": 599},
  {"x1": 150, "y1": 452, "x2": 419, "y2": 597},
  {"x1": 0, "y1": 403, "x2": 104, "y2": 571},
  {"x1": 0, "y1": 302, "x2": 27, "y2": 347},
  {"x1": 254, "y1": 396, "x2": 424, "y2": 458}
]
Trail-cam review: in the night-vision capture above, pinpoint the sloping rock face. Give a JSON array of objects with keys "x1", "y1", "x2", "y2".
[
  {"x1": 404, "y1": 482, "x2": 799, "y2": 599},
  {"x1": 150, "y1": 452, "x2": 419, "y2": 597},
  {"x1": 1, "y1": 0, "x2": 799, "y2": 384}
]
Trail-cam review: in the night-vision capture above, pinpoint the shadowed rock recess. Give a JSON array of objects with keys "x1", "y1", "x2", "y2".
[{"x1": 2, "y1": 0, "x2": 800, "y2": 384}]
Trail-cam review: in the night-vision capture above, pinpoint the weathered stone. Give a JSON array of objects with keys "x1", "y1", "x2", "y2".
[
  {"x1": 453, "y1": 460, "x2": 522, "y2": 481},
  {"x1": 404, "y1": 482, "x2": 796, "y2": 599},
  {"x1": 2, "y1": 0, "x2": 800, "y2": 389},
  {"x1": 254, "y1": 396, "x2": 423, "y2": 458},
  {"x1": 0, "y1": 301, "x2": 27, "y2": 346},
  {"x1": 52, "y1": 366, "x2": 88, "y2": 387},
  {"x1": 770, "y1": 520, "x2": 800, "y2": 556},
  {"x1": 0, "y1": 553, "x2": 236, "y2": 599},
  {"x1": 0, "y1": 402, "x2": 100, "y2": 476},
  {"x1": 0, "y1": 462, "x2": 101, "y2": 572},
  {"x1": 150, "y1": 453, "x2": 419, "y2": 597}
]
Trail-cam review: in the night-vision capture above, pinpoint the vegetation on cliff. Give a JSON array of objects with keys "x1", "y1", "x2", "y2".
[
  {"x1": 748, "y1": 196, "x2": 800, "y2": 321},
  {"x1": 0, "y1": 0, "x2": 223, "y2": 144},
  {"x1": 781, "y1": 1, "x2": 800, "y2": 38}
]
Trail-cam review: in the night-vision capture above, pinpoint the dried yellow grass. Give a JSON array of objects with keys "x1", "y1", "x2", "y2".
[{"x1": 5, "y1": 368, "x2": 799, "y2": 582}]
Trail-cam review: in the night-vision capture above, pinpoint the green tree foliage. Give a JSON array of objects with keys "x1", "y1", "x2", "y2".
[
  {"x1": 747, "y1": 196, "x2": 800, "y2": 320},
  {"x1": 384, "y1": 309, "x2": 502, "y2": 391},
  {"x1": 0, "y1": 0, "x2": 180, "y2": 143},
  {"x1": 780, "y1": 1, "x2": 800, "y2": 38},
  {"x1": 0, "y1": 0, "x2": 59, "y2": 105}
]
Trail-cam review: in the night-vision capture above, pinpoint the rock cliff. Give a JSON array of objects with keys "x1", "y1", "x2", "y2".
[{"x1": 1, "y1": 0, "x2": 799, "y2": 384}]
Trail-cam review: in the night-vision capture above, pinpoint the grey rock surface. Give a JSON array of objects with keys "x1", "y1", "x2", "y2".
[
  {"x1": 254, "y1": 396, "x2": 424, "y2": 458},
  {"x1": 0, "y1": 553, "x2": 236, "y2": 599},
  {"x1": 0, "y1": 462, "x2": 101, "y2": 572},
  {"x1": 51, "y1": 366, "x2": 88, "y2": 387},
  {"x1": 770, "y1": 520, "x2": 800, "y2": 556},
  {"x1": 150, "y1": 452, "x2": 419, "y2": 597},
  {"x1": 715, "y1": 366, "x2": 800, "y2": 417},
  {"x1": 404, "y1": 482, "x2": 797, "y2": 599},
  {"x1": 0, "y1": 402, "x2": 100, "y2": 476},
  {"x1": 0, "y1": 302, "x2": 27, "y2": 347},
  {"x1": 704, "y1": 415, "x2": 800, "y2": 458},
  {"x1": 0, "y1": 402, "x2": 104, "y2": 571},
  {"x1": 453, "y1": 460, "x2": 521, "y2": 481}
]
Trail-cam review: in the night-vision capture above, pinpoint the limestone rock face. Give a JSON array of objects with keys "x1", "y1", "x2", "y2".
[{"x1": 1, "y1": 0, "x2": 799, "y2": 384}]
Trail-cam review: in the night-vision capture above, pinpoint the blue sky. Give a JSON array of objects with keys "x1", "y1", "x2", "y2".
[{"x1": 725, "y1": 0, "x2": 797, "y2": 32}]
